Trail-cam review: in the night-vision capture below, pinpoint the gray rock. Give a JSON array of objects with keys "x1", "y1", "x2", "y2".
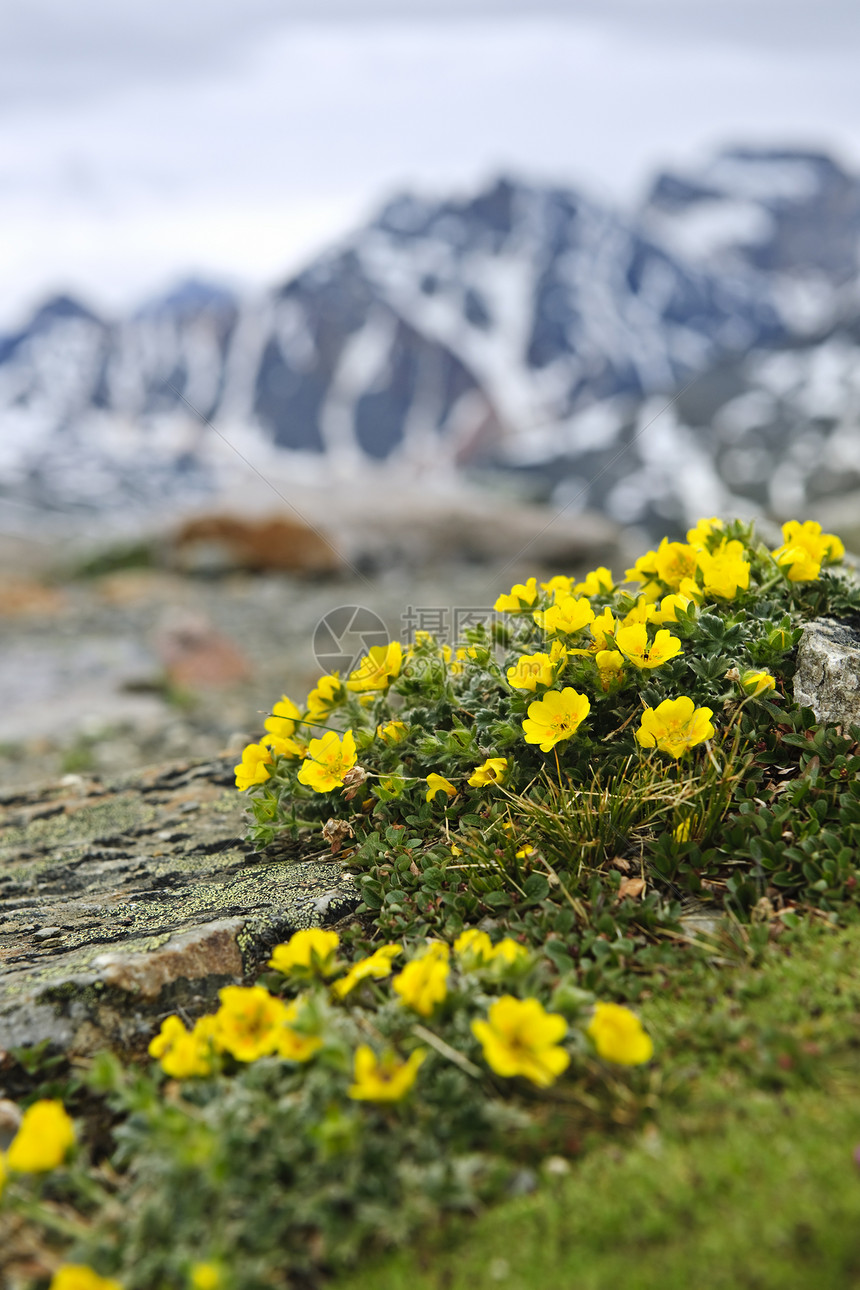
[
  {"x1": 793, "y1": 617, "x2": 860, "y2": 728},
  {"x1": 0, "y1": 756, "x2": 360, "y2": 1058}
]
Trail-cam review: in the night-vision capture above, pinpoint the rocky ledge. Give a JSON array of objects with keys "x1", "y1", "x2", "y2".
[{"x1": 0, "y1": 756, "x2": 358, "y2": 1058}]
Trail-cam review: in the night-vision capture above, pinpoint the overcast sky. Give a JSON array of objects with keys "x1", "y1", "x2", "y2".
[{"x1": 1, "y1": 0, "x2": 859, "y2": 327}]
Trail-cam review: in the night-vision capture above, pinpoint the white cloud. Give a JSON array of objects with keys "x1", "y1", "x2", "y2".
[{"x1": 1, "y1": 7, "x2": 859, "y2": 327}]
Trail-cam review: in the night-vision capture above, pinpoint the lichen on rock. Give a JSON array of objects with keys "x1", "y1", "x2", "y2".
[
  {"x1": 0, "y1": 756, "x2": 358, "y2": 1058},
  {"x1": 793, "y1": 617, "x2": 860, "y2": 728}
]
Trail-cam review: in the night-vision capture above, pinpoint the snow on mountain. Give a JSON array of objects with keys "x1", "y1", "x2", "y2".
[{"x1": 2, "y1": 147, "x2": 860, "y2": 534}]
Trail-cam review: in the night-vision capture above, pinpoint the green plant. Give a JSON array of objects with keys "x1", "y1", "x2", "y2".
[{"x1": 4, "y1": 515, "x2": 860, "y2": 1290}]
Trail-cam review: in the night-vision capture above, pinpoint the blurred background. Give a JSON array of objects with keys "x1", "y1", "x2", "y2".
[{"x1": 2, "y1": 0, "x2": 860, "y2": 785}]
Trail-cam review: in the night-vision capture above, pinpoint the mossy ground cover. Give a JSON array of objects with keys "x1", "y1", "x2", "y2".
[{"x1": 3, "y1": 517, "x2": 860, "y2": 1290}]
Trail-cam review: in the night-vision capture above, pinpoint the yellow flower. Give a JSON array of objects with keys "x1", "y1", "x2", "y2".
[
  {"x1": 615, "y1": 624, "x2": 682, "y2": 670},
  {"x1": 234, "y1": 741, "x2": 272, "y2": 792},
  {"x1": 494, "y1": 577, "x2": 539, "y2": 613},
  {"x1": 333, "y1": 944, "x2": 403, "y2": 997},
  {"x1": 653, "y1": 593, "x2": 694, "y2": 624},
  {"x1": 306, "y1": 673, "x2": 345, "y2": 720},
  {"x1": 621, "y1": 595, "x2": 659, "y2": 627},
  {"x1": 190, "y1": 1265, "x2": 222, "y2": 1290},
  {"x1": 573, "y1": 566, "x2": 614, "y2": 596},
  {"x1": 654, "y1": 539, "x2": 698, "y2": 591},
  {"x1": 533, "y1": 594, "x2": 594, "y2": 637},
  {"x1": 540, "y1": 574, "x2": 574, "y2": 598},
  {"x1": 346, "y1": 641, "x2": 403, "y2": 692},
  {"x1": 426, "y1": 773, "x2": 458, "y2": 802},
  {"x1": 507, "y1": 650, "x2": 554, "y2": 691},
  {"x1": 686, "y1": 516, "x2": 723, "y2": 549},
  {"x1": 420, "y1": 939, "x2": 451, "y2": 962},
  {"x1": 442, "y1": 644, "x2": 475, "y2": 675},
  {"x1": 587, "y1": 1001, "x2": 653, "y2": 1065},
  {"x1": 7, "y1": 1100, "x2": 75, "y2": 1173},
  {"x1": 377, "y1": 719, "x2": 408, "y2": 744},
  {"x1": 468, "y1": 757, "x2": 508, "y2": 787},
  {"x1": 148, "y1": 1014, "x2": 216, "y2": 1079},
  {"x1": 393, "y1": 954, "x2": 449, "y2": 1017},
  {"x1": 264, "y1": 695, "x2": 301, "y2": 741},
  {"x1": 595, "y1": 649, "x2": 624, "y2": 691},
  {"x1": 739, "y1": 669, "x2": 776, "y2": 697},
  {"x1": 261, "y1": 733, "x2": 305, "y2": 760},
  {"x1": 491, "y1": 937, "x2": 530, "y2": 967},
  {"x1": 297, "y1": 729, "x2": 357, "y2": 792},
  {"x1": 522, "y1": 687, "x2": 591, "y2": 752},
  {"x1": 696, "y1": 539, "x2": 750, "y2": 600},
  {"x1": 454, "y1": 928, "x2": 495, "y2": 967},
  {"x1": 0, "y1": 1149, "x2": 5, "y2": 1200},
  {"x1": 269, "y1": 928, "x2": 340, "y2": 976},
  {"x1": 776, "y1": 546, "x2": 820, "y2": 581},
  {"x1": 276, "y1": 1006, "x2": 324, "y2": 1064},
  {"x1": 636, "y1": 696, "x2": 715, "y2": 758},
  {"x1": 472, "y1": 995, "x2": 569, "y2": 1087},
  {"x1": 673, "y1": 819, "x2": 691, "y2": 842},
  {"x1": 773, "y1": 519, "x2": 844, "y2": 567},
  {"x1": 213, "y1": 985, "x2": 290, "y2": 1063},
  {"x1": 678, "y1": 575, "x2": 704, "y2": 604},
  {"x1": 624, "y1": 549, "x2": 659, "y2": 584},
  {"x1": 49, "y1": 1268, "x2": 122, "y2": 1290},
  {"x1": 348, "y1": 1045, "x2": 427, "y2": 1102},
  {"x1": 589, "y1": 607, "x2": 618, "y2": 650}
]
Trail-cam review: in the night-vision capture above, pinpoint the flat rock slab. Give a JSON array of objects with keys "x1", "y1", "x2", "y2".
[
  {"x1": 794, "y1": 617, "x2": 860, "y2": 729},
  {"x1": 0, "y1": 756, "x2": 358, "y2": 1057}
]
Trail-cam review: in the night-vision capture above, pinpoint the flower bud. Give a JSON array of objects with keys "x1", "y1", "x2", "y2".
[
  {"x1": 767, "y1": 627, "x2": 793, "y2": 652},
  {"x1": 739, "y1": 670, "x2": 776, "y2": 697}
]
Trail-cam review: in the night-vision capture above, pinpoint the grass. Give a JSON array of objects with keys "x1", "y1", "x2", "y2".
[{"x1": 335, "y1": 917, "x2": 860, "y2": 1290}]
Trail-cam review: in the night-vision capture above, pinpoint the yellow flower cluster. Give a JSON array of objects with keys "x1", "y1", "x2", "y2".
[
  {"x1": 141, "y1": 916, "x2": 657, "y2": 1127},
  {"x1": 149, "y1": 980, "x2": 323, "y2": 1073},
  {"x1": 771, "y1": 520, "x2": 844, "y2": 583},
  {"x1": 453, "y1": 929, "x2": 529, "y2": 971},
  {"x1": 626, "y1": 527, "x2": 751, "y2": 603}
]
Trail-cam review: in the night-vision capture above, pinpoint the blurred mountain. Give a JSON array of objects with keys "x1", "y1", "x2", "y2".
[{"x1": 2, "y1": 147, "x2": 860, "y2": 535}]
